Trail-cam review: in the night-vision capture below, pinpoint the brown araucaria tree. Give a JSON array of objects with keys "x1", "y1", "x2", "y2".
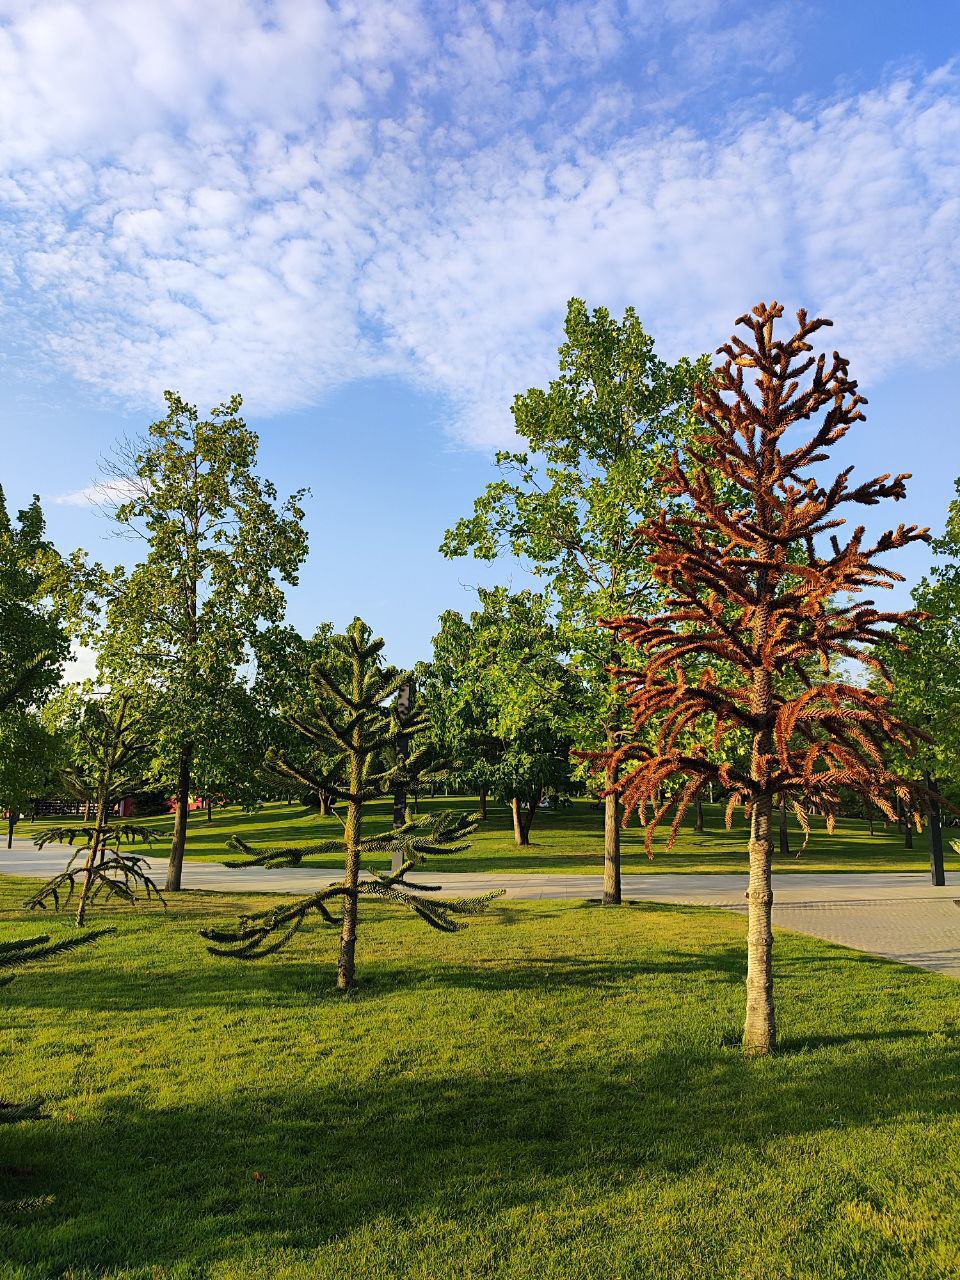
[{"x1": 602, "y1": 302, "x2": 930, "y2": 1056}]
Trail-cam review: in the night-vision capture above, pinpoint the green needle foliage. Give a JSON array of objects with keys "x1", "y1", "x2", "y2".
[
  {"x1": 203, "y1": 618, "x2": 501, "y2": 989},
  {"x1": 27, "y1": 693, "x2": 166, "y2": 925}
]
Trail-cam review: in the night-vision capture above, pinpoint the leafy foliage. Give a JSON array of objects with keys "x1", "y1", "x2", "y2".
[
  {"x1": 425, "y1": 588, "x2": 577, "y2": 844},
  {"x1": 96, "y1": 392, "x2": 309, "y2": 888},
  {"x1": 442, "y1": 298, "x2": 709, "y2": 895}
]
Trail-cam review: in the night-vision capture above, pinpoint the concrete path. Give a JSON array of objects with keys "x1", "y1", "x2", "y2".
[{"x1": 4, "y1": 839, "x2": 960, "y2": 978}]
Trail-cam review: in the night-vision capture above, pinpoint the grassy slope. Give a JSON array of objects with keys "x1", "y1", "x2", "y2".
[
  {"x1": 19, "y1": 796, "x2": 952, "y2": 875},
  {"x1": 2, "y1": 876, "x2": 959, "y2": 1279}
]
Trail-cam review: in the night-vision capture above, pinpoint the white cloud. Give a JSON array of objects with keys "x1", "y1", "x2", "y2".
[
  {"x1": 52, "y1": 477, "x2": 142, "y2": 507},
  {"x1": 0, "y1": 2, "x2": 958, "y2": 447}
]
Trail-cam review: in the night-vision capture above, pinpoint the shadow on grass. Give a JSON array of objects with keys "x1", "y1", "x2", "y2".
[{"x1": 4, "y1": 1037, "x2": 959, "y2": 1277}]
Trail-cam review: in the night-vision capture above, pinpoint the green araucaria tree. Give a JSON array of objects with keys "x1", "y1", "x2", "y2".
[
  {"x1": 443, "y1": 299, "x2": 708, "y2": 900},
  {"x1": 27, "y1": 692, "x2": 164, "y2": 926},
  {"x1": 204, "y1": 618, "x2": 500, "y2": 990}
]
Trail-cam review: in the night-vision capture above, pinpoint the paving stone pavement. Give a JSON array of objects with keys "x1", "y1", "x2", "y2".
[{"x1": 3, "y1": 839, "x2": 960, "y2": 978}]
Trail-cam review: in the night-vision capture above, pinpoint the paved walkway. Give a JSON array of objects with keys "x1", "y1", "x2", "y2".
[{"x1": 4, "y1": 840, "x2": 960, "y2": 978}]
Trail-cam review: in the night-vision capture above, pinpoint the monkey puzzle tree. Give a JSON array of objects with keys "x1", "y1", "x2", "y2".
[
  {"x1": 97, "y1": 392, "x2": 308, "y2": 892},
  {"x1": 203, "y1": 618, "x2": 499, "y2": 991},
  {"x1": 603, "y1": 302, "x2": 929, "y2": 1056},
  {"x1": 27, "y1": 691, "x2": 164, "y2": 926},
  {"x1": 443, "y1": 298, "x2": 708, "y2": 901}
]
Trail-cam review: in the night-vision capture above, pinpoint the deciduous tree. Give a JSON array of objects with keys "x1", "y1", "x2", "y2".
[
  {"x1": 442, "y1": 299, "x2": 707, "y2": 899},
  {"x1": 97, "y1": 393, "x2": 308, "y2": 891}
]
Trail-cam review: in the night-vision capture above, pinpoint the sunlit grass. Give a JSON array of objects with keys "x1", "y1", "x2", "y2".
[
  {"x1": 20, "y1": 796, "x2": 950, "y2": 875},
  {"x1": 1, "y1": 874, "x2": 958, "y2": 1279}
]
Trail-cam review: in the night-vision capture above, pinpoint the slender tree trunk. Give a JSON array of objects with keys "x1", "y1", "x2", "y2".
[
  {"x1": 778, "y1": 794, "x2": 790, "y2": 858},
  {"x1": 924, "y1": 771, "x2": 945, "y2": 887},
  {"x1": 338, "y1": 782, "x2": 362, "y2": 991},
  {"x1": 603, "y1": 726, "x2": 622, "y2": 905},
  {"x1": 6, "y1": 811, "x2": 17, "y2": 849},
  {"x1": 166, "y1": 742, "x2": 194, "y2": 891},
  {"x1": 83, "y1": 799, "x2": 91, "y2": 822},
  {"x1": 744, "y1": 794, "x2": 776, "y2": 1055},
  {"x1": 694, "y1": 796, "x2": 704, "y2": 833},
  {"x1": 76, "y1": 795, "x2": 108, "y2": 927},
  {"x1": 478, "y1": 785, "x2": 487, "y2": 821},
  {"x1": 905, "y1": 815, "x2": 914, "y2": 849},
  {"x1": 206, "y1": 796, "x2": 213, "y2": 821},
  {"x1": 744, "y1": 580, "x2": 776, "y2": 1056}
]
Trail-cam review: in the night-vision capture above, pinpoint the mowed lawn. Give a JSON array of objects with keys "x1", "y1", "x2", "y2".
[
  {"x1": 2, "y1": 876, "x2": 960, "y2": 1279},
  {"x1": 19, "y1": 796, "x2": 954, "y2": 874}
]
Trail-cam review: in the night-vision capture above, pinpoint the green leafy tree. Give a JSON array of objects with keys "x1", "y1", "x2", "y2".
[
  {"x1": 252, "y1": 623, "x2": 348, "y2": 815},
  {"x1": 204, "y1": 619, "x2": 500, "y2": 990},
  {"x1": 97, "y1": 393, "x2": 308, "y2": 891},
  {"x1": 0, "y1": 487, "x2": 73, "y2": 839},
  {"x1": 442, "y1": 299, "x2": 708, "y2": 898},
  {"x1": 427, "y1": 589, "x2": 576, "y2": 845},
  {"x1": 27, "y1": 691, "x2": 164, "y2": 925}
]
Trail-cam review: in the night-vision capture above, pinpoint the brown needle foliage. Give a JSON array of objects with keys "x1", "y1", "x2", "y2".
[{"x1": 601, "y1": 302, "x2": 930, "y2": 1054}]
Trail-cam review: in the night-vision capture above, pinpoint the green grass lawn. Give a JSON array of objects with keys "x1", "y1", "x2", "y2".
[
  {"x1": 18, "y1": 796, "x2": 955, "y2": 875},
  {"x1": 1, "y1": 875, "x2": 959, "y2": 1278}
]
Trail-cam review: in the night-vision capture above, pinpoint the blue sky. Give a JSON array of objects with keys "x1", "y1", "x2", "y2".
[{"x1": 2, "y1": 0, "x2": 959, "y2": 667}]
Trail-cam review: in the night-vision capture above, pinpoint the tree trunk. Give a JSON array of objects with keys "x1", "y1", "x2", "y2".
[
  {"x1": 924, "y1": 771, "x2": 945, "y2": 886},
  {"x1": 744, "y1": 795, "x2": 776, "y2": 1055},
  {"x1": 511, "y1": 796, "x2": 539, "y2": 846},
  {"x1": 6, "y1": 811, "x2": 17, "y2": 849},
  {"x1": 905, "y1": 816, "x2": 913, "y2": 849},
  {"x1": 166, "y1": 742, "x2": 194, "y2": 891},
  {"x1": 206, "y1": 797, "x2": 213, "y2": 821},
  {"x1": 338, "y1": 773, "x2": 362, "y2": 991},
  {"x1": 694, "y1": 796, "x2": 704, "y2": 833},
  {"x1": 603, "y1": 726, "x2": 622, "y2": 905},
  {"x1": 319, "y1": 791, "x2": 334, "y2": 816},
  {"x1": 777, "y1": 794, "x2": 790, "y2": 858},
  {"x1": 478, "y1": 785, "x2": 487, "y2": 821},
  {"x1": 76, "y1": 795, "x2": 108, "y2": 927},
  {"x1": 83, "y1": 799, "x2": 91, "y2": 822}
]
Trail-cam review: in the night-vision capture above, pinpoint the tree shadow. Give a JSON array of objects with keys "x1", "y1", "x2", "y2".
[{"x1": 5, "y1": 1039, "x2": 960, "y2": 1277}]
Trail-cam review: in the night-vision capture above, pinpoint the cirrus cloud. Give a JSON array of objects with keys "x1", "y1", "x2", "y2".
[{"x1": 0, "y1": 1, "x2": 957, "y2": 447}]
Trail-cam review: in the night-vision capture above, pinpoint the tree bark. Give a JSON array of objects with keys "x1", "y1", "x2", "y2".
[
  {"x1": 744, "y1": 795, "x2": 776, "y2": 1055},
  {"x1": 694, "y1": 796, "x2": 704, "y2": 833},
  {"x1": 337, "y1": 745, "x2": 362, "y2": 991},
  {"x1": 166, "y1": 742, "x2": 194, "y2": 891},
  {"x1": 319, "y1": 791, "x2": 334, "y2": 816},
  {"x1": 905, "y1": 816, "x2": 914, "y2": 849},
  {"x1": 206, "y1": 796, "x2": 213, "y2": 822},
  {"x1": 477, "y1": 785, "x2": 487, "y2": 821},
  {"x1": 777, "y1": 794, "x2": 790, "y2": 858},
  {"x1": 6, "y1": 811, "x2": 17, "y2": 849},
  {"x1": 511, "y1": 796, "x2": 538, "y2": 846},
  {"x1": 924, "y1": 771, "x2": 945, "y2": 886},
  {"x1": 76, "y1": 794, "x2": 108, "y2": 927},
  {"x1": 603, "y1": 726, "x2": 622, "y2": 905}
]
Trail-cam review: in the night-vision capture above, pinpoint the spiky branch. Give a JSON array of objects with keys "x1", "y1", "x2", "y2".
[
  {"x1": 204, "y1": 619, "x2": 500, "y2": 988},
  {"x1": 600, "y1": 303, "x2": 930, "y2": 1054},
  {"x1": 28, "y1": 694, "x2": 167, "y2": 925}
]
